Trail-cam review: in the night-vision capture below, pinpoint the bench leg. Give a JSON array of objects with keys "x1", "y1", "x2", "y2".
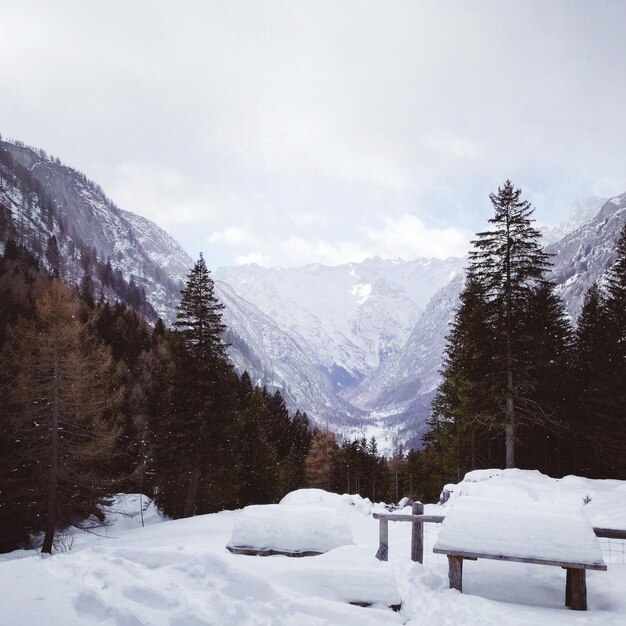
[
  {"x1": 565, "y1": 568, "x2": 587, "y2": 611},
  {"x1": 448, "y1": 555, "x2": 463, "y2": 592}
]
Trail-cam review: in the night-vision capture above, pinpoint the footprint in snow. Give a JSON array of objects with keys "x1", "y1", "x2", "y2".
[
  {"x1": 121, "y1": 585, "x2": 180, "y2": 610},
  {"x1": 72, "y1": 591, "x2": 143, "y2": 625}
]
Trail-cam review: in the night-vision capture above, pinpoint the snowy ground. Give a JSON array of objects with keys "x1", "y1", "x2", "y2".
[{"x1": 2, "y1": 472, "x2": 626, "y2": 625}]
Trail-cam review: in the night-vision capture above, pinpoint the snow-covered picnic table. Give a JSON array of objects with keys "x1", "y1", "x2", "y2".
[{"x1": 432, "y1": 496, "x2": 607, "y2": 611}]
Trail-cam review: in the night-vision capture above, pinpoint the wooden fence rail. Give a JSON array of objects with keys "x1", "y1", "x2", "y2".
[
  {"x1": 373, "y1": 502, "x2": 446, "y2": 563},
  {"x1": 373, "y1": 507, "x2": 626, "y2": 564}
]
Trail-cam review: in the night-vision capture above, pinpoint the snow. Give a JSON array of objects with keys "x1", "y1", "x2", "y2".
[
  {"x1": 2, "y1": 471, "x2": 626, "y2": 625},
  {"x1": 434, "y1": 496, "x2": 606, "y2": 566},
  {"x1": 227, "y1": 504, "x2": 354, "y2": 554},
  {"x1": 279, "y1": 487, "x2": 376, "y2": 516},
  {"x1": 349, "y1": 282, "x2": 373, "y2": 305},
  {"x1": 444, "y1": 468, "x2": 626, "y2": 530}
]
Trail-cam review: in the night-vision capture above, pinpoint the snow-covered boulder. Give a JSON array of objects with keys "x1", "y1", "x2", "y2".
[{"x1": 227, "y1": 504, "x2": 354, "y2": 556}]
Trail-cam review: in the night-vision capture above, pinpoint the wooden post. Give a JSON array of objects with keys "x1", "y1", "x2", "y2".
[
  {"x1": 565, "y1": 568, "x2": 587, "y2": 611},
  {"x1": 448, "y1": 555, "x2": 463, "y2": 591},
  {"x1": 376, "y1": 519, "x2": 389, "y2": 561},
  {"x1": 411, "y1": 502, "x2": 424, "y2": 563}
]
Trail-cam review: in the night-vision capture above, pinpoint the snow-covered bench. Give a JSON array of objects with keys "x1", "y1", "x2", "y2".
[
  {"x1": 432, "y1": 497, "x2": 607, "y2": 611},
  {"x1": 227, "y1": 504, "x2": 353, "y2": 557}
]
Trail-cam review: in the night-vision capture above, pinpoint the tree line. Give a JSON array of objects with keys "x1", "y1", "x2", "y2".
[
  {"x1": 0, "y1": 245, "x2": 414, "y2": 554},
  {"x1": 0, "y1": 247, "x2": 311, "y2": 552},
  {"x1": 409, "y1": 181, "x2": 626, "y2": 501}
]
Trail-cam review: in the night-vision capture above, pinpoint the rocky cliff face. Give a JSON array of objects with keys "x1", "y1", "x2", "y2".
[
  {"x1": 548, "y1": 193, "x2": 626, "y2": 318},
  {"x1": 0, "y1": 139, "x2": 190, "y2": 323}
]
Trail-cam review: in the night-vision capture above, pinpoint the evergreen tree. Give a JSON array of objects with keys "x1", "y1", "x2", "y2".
[
  {"x1": 571, "y1": 283, "x2": 612, "y2": 476},
  {"x1": 467, "y1": 181, "x2": 551, "y2": 466},
  {"x1": 235, "y1": 388, "x2": 278, "y2": 506},
  {"x1": 601, "y1": 223, "x2": 626, "y2": 475},
  {"x1": 430, "y1": 276, "x2": 499, "y2": 477},
  {"x1": 45, "y1": 235, "x2": 62, "y2": 279},
  {"x1": 517, "y1": 282, "x2": 574, "y2": 474},
  {"x1": 153, "y1": 254, "x2": 236, "y2": 518}
]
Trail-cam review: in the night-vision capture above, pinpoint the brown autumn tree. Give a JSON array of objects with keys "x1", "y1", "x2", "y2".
[
  {"x1": 305, "y1": 430, "x2": 339, "y2": 490},
  {"x1": 4, "y1": 282, "x2": 119, "y2": 553}
]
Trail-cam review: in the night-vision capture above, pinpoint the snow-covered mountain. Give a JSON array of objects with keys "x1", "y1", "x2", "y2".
[
  {"x1": 549, "y1": 192, "x2": 626, "y2": 318},
  {"x1": 216, "y1": 280, "x2": 366, "y2": 428},
  {"x1": 0, "y1": 139, "x2": 191, "y2": 323},
  {"x1": 540, "y1": 196, "x2": 607, "y2": 245},
  {"x1": 212, "y1": 257, "x2": 465, "y2": 435},
  {"x1": 4, "y1": 137, "x2": 625, "y2": 448},
  {"x1": 215, "y1": 258, "x2": 465, "y2": 391}
]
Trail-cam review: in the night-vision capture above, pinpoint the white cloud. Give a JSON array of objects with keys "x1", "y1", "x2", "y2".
[
  {"x1": 366, "y1": 215, "x2": 470, "y2": 260},
  {"x1": 235, "y1": 251, "x2": 274, "y2": 266},
  {"x1": 208, "y1": 227, "x2": 257, "y2": 246},
  {"x1": 281, "y1": 237, "x2": 371, "y2": 267}
]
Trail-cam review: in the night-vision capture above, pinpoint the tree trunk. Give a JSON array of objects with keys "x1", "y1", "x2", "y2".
[
  {"x1": 184, "y1": 465, "x2": 200, "y2": 518},
  {"x1": 395, "y1": 466, "x2": 399, "y2": 502},
  {"x1": 470, "y1": 430, "x2": 476, "y2": 470},
  {"x1": 504, "y1": 219, "x2": 515, "y2": 469},
  {"x1": 42, "y1": 344, "x2": 60, "y2": 554},
  {"x1": 505, "y1": 393, "x2": 515, "y2": 468}
]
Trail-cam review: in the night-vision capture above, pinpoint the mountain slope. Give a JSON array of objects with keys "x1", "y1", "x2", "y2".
[
  {"x1": 549, "y1": 192, "x2": 626, "y2": 318},
  {"x1": 217, "y1": 280, "x2": 365, "y2": 427},
  {"x1": 0, "y1": 138, "x2": 365, "y2": 428},
  {"x1": 0, "y1": 139, "x2": 190, "y2": 322},
  {"x1": 214, "y1": 257, "x2": 465, "y2": 390}
]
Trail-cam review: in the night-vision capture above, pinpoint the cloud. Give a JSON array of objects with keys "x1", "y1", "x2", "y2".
[
  {"x1": 281, "y1": 237, "x2": 371, "y2": 267},
  {"x1": 366, "y1": 215, "x2": 470, "y2": 260},
  {"x1": 2, "y1": 1, "x2": 626, "y2": 268},
  {"x1": 208, "y1": 227, "x2": 257, "y2": 246},
  {"x1": 235, "y1": 251, "x2": 273, "y2": 266}
]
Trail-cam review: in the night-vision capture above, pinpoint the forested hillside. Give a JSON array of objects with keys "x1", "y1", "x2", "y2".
[{"x1": 415, "y1": 182, "x2": 626, "y2": 497}]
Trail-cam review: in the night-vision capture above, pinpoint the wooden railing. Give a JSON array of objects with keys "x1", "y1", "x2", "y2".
[
  {"x1": 373, "y1": 505, "x2": 626, "y2": 564},
  {"x1": 373, "y1": 502, "x2": 445, "y2": 563}
]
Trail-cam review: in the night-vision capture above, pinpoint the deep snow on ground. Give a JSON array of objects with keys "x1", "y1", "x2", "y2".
[{"x1": 1, "y1": 473, "x2": 626, "y2": 625}]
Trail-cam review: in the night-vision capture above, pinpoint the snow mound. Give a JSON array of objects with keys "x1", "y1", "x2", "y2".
[
  {"x1": 279, "y1": 488, "x2": 375, "y2": 516},
  {"x1": 228, "y1": 504, "x2": 354, "y2": 554}
]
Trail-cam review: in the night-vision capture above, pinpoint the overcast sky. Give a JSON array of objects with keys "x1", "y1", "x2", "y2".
[{"x1": 2, "y1": 1, "x2": 626, "y2": 268}]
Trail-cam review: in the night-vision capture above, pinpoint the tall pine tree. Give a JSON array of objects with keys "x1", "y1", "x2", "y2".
[
  {"x1": 467, "y1": 181, "x2": 551, "y2": 467},
  {"x1": 153, "y1": 254, "x2": 237, "y2": 518},
  {"x1": 571, "y1": 282, "x2": 612, "y2": 476}
]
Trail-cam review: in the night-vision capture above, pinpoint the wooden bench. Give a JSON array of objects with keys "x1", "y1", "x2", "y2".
[{"x1": 432, "y1": 497, "x2": 607, "y2": 611}]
